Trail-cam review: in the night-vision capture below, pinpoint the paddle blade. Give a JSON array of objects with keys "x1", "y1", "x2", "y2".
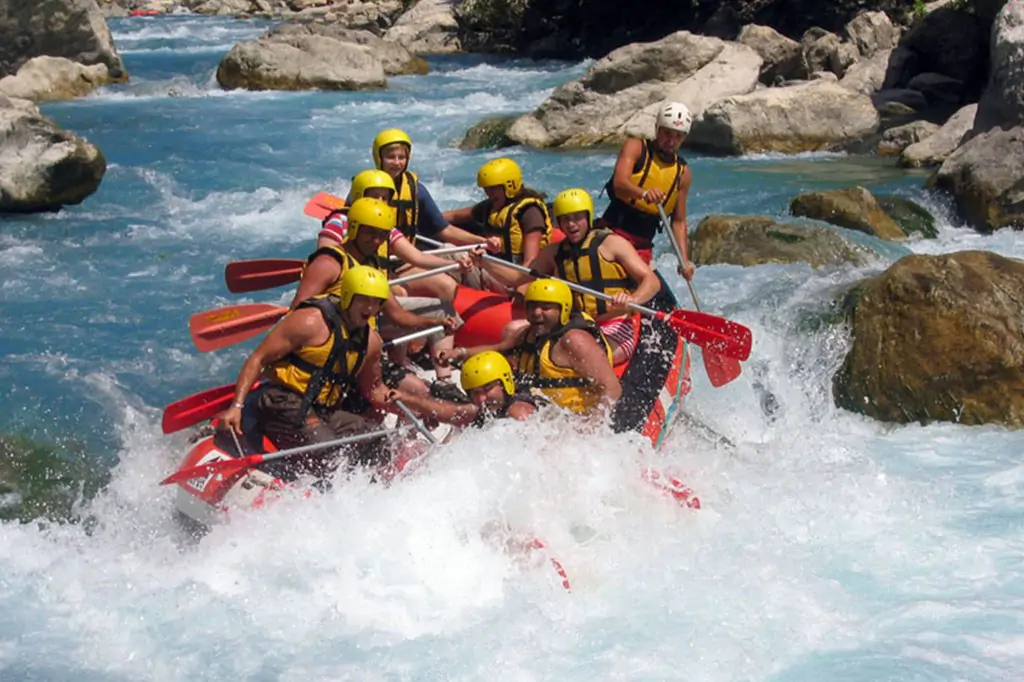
[
  {"x1": 160, "y1": 451, "x2": 264, "y2": 486},
  {"x1": 704, "y1": 352, "x2": 743, "y2": 388},
  {"x1": 659, "y1": 309, "x2": 752, "y2": 361},
  {"x1": 161, "y1": 383, "x2": 235, "y2": 434},
  {"x1": 225, "y1": 259, "x2": 303, "y2": 294},
  {"x1": 189, "y1": 303, "x2": 287, "y2": 352},
  {"x1": 304, "y1": 192, "x2": 346, "y2": 220}
]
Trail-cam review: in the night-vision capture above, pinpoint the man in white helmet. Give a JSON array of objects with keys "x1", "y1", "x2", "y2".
[{"x1": 599, "y1": 100, "x2": 695, "y2": 288}]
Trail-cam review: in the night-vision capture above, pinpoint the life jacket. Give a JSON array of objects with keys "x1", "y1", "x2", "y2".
[
  {"x1": 554, "y1": 228, "x2": 636, "y2": 319},
  {"x1": 601, "y1": 140, "x2": 686, "y2": 246},
  {"x1": 303, "y1": 244, "x2": 389, "y2": 298},
  {"x1": 513, "y1": 312, "x2": 613, "y2": 415},
  {"x1": 481, "y1": 195, "x2": 554, "y2": 263},
  {"x1": 391, "y1": 170, "x2": 420, "y2": 239},
  {"x1": 270, "y1": 295, "x2": 369, "y2": 422}
]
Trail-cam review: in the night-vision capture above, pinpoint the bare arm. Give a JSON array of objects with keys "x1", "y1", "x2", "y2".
[
  {"x1": 442, "y1": 206, "x2": 476, "y2": 225},
  {"x1": 672, "y1": 165, "x2": 694, "y2": 279},
  {"x1": 482, "y1": 243, "x2": 557, "y2": 288},
  {"x1": 381, "y1": 296, "x2": 444, "y2": 331},
  {"x1": 390, "y1": 234, "x2": 457, "y2": 270},
  {"x1": 393, "y1": 391, "x2": 481, "y2": 427},
  {"x1": 290, "y1": 255, "x2": 341, "y2": 309},
  {"x1": 611, "y1": 138, "x2": 648, "y2": 202},
  {"x1": 556, "y1": 329, "x2": 622, "y2": 408},
  {"x1": 219, "y1": 309, "x2": 325, "y2": 433},
  {"x1": 605, "y1": 235, "x2": 661, "y2": 307}
]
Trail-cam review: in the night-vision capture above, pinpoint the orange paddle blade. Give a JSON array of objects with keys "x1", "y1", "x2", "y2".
[
  {"x1": 189, "y1": 303, "x2": 287, "y2": 352},
  {"x1": 225, "y1": 259, "x2": 303, "y2": 294},
  {"x1": 303, "y1": 192, "x2": 346, "y2": 220},
  {"x1": 161, "y1": 383, "x2": 236, "y2": 434}
]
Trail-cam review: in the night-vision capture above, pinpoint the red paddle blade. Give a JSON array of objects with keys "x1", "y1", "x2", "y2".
[
  {"x1": 225, "y1": 259, "x2": 303, "y2": 294},
  {"x1": 160, "y1": 451, "x2": 265, "y2": 486},
  {"x1": 303, "y1": 192, "x2": 346, "y2": 220},
  {"x1": 704, "y1": 352, "x2": 742, "y2": 388},
  {"x1": 659, "y1": 309, "x2": 752, "y2": 361},
  {"x1": 189, "y1": 303, "x2": 287, "y2": 352},
  {"x1": 161, "y1": 383, "x2": 235, "y2": 434}
]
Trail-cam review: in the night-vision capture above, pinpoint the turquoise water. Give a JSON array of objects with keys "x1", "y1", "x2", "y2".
[{"x1": 2, "y1": 14, "x2": 1024, "y2": 681}]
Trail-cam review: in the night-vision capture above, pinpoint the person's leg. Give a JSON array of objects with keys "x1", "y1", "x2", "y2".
[{"x1": 256, "y1": 385, "x2": 346, "y2": 482}]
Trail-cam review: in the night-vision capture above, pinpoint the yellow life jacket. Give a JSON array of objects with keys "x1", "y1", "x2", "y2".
[
  {"x1": 270, "y1": 295, "x2": 370, "y2": 420},
  {"x1": 601, "y1": 140, "x2": 687, "y2": 246},
  {"x1": 391, "y1": 169, "x2": 420, "y2": 239},
  {"x1": 554, "y1": 228, "x2": 636, "y2": 319},
  {"x1": 513, "y1": 312, "x2": 613, "y2": 415},
  {"x1": 301, "y1": 246, "x2": 384, "y2": 330},
  {"x1": 481, "y1": 195, "x2": 553, "y2": 263}
]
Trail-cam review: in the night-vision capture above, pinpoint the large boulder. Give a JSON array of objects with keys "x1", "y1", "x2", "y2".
[
  {"x1": 976, "y1": 0, "x2": 1024, "y2": 132},
  {"x1": 267, "y1": 24, "x2": 428, "y2": 75},
  {"x1": 790, "y1": 186, "x2": 907, "y2": 240},
  {"x1": 838, "y1": 48, "x2": 892, "y2": 96},
  {"x1": 0, "y1": 95, "x2": 106, "y2": 212},
  {"x1": 216, "y1": 33, "x2": 388, "y2": 91},
  {"x1": 687, "y1": 81, "x2": 879, "y2": 155},
  {"x1": 689, "y1": 215, "x2": 871, "y2": 268},
  {"x1": 384, "y1": 0, "x2": 461, "y2": 54},
  {"x1": 844, "y1": 10, "x2": 900, "y2": 58},
  {"x1": 0, "y1": 55, "x2": 114, "y2": 103},
  {"x1": 931, "y1": 125, "x2": 1024, "y2": 232},
  {"x1": 506, "y1": 31, "x2": 762, "y2": 149},
  {"x1": 898, "y1": 102, "x2": 977, "y2": 168},
  {"x1": 833, "y1": 250, "x2": 1024, "y2": 427},
  {"x1": 0, "y1": 0, "x2": 126, "y2": 80},
  {"x1": 736, "y1": 24, "x2": 801, "y2": 85}
]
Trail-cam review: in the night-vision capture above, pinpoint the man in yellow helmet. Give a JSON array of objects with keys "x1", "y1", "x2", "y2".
[
  {"x1": 218, "y1": 266, "x2": 476, "y2": 481},
  {"x1": 443, "y1": 157, "x2": 554, "y2": 267},
  {"x1": 482, "y1": 188, "x2": 662, "y2": 365},
  {"x1": 601, "y1": 100, "x2": 695, "y2": 282},
  {"x1": 446, "y1": 279, "x2": 622, "y2": 416},
  {"x1": 458, "y1": 351, "x2": 538, "y2": 423}
]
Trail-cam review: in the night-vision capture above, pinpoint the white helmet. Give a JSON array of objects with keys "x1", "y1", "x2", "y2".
[{"x1": 656, "y1": 101, "x2": 692, "y2": 135}]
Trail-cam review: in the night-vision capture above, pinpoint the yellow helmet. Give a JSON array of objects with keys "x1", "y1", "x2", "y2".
[
  {"x1": 347, "y1": 196, "x2": 396, "y2": 237},
  {"x1": 552, "y1": 188, "x2": 594, "y2": 226},
  {"x1": 524, "y1": 278, "x2": 572, "y2": 326},
  {"x1": 476, "y1": 157, "x2": 522, "y2": 199},
  {"x1": 372, "y1": 128, "x2": 412, "y2": 169},
  {"x1": 339, "y1": 264, "x2": 390, "y2": 310},
  {"x1": 350, "y1": 169, "x2": 396, "y2": 202},
  {"x1": 460, "y1": 351, "x2": 515, "y2": 396}
]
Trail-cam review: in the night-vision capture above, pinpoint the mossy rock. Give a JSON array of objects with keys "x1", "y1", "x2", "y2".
[
  {"x1": 459, "y1": 114, "x2": 518, "y2": 150},
  {"x1": 876, "y1": 194, "x2": 938, "y2": 238}
]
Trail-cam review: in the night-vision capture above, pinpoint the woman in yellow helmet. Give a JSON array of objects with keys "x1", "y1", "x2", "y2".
[
  {"x1": 444, "y1": 279, "x2": 621, "y2": 416},
  {"x1": 480, "y1": 188, "x2": 662, "y2": 364},
  {"x1": 217, "y1": 266, "x2": 475, "y2": 481},
  {"x1": 601, "y1": 100, "x2": 695, "y2": 282},
  {"x1": 443, "y1": 157, "x2": 554, "y2": 267}
]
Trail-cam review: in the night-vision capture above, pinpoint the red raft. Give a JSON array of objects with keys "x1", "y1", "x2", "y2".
[{"x1": 168, "y1": 285, "x2": 693, "y2": 528}]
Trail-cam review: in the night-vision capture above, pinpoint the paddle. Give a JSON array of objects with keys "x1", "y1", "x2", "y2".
[
  {"x1": 303, "y1": 191, "x2": 346, "y2": 220},
  {"x1": 192, "y1": 264, "x2": 463, "y2": 352},
  {"x1": 657, "y1": 205, "x2": 743, "y2": 387},
  {"x1": 224, "y1": 258, "x2": 305, "y2": 294},
  {"x1": 160, "y1": 427, "x2": 401, "y2": 486},
  {"x1": 161, "y1": 383, "x2": 240, "y2": 434},
  {"x1": 416, "y1": 235, "x2": 752, "y2": 361}
]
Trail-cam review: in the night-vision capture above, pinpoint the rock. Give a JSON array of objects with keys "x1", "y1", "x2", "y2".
[
  {"x1": 872, "y1": 88, "x2": 929, "y2": 113},
  {"x1": 0, "y1": 0, "x2": 126, "y2": 80},
  {"x1": 385, "y1": 0, "x2": 461, "y2": 54},
  {"x1": 459, "y1": 114, "x2": 517, "y2": 150},
  {"x1": 907, "y1": 72, "x2": 964, "y2": 106},
  {"x1": 191, "y1": 0, "x2": 259, "y2": 15},
  {"x1": 790, "y1": 186, "x2": 906, "y2": 240},
  {"x1": 931, "y1": 125, "x2": 1024, "y2": 232},
  {"x1": 0, "y1": 56, "x2": 113, "y2": 103},
  {"x1": 877, "y1": 120, "x2": 939, "y2": 155},
  {"x1": 689, "y1": 214, "x2": 870, "y2": 268},
  {"x1": 736, "y1": 24, "x2": 802, "y2": 85},
  {"x1": 506, "y1": 31, "x2": 761, "y2": 149},
  {"x1": 216, "y1": 34, "x2": 386, "y2": 91},
  {"x1": 976, "y1": 0, "x2": 1024, "y2": 132},
  {"x1": 456, "y1": 0, "x2": 529, "y2": 53},
  {"x1": 838, "y1": 48, "x2": 891, "y2": 95},
  {"x1": 688, "y1": 81, "x2": 879, "y2": 155},
  {"x1": 899, "y1": 102, "x2": 977, "y2": 168},
  {"x1": 0, "y1": 96, "x2": 106, "y2": 212},
  {"x1": 844, "y1": 10, "x2": 899, "y2": 57},
  {"x1": 267, "y1": 24, "x2": 427, "y2": 76},
  {"x1": 833, "y1": 250, "x2": 1024, "y2": 427},
  {"x1": 874, "y1": 195, "x2": 938, "y2": 238}
]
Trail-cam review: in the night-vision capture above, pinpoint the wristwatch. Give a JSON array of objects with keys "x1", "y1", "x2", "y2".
[{"x1": 232, "y1": 401, "x2": 245, "y2": 409}]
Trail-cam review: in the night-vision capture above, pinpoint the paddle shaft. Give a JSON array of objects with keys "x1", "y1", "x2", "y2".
[
  {"x1": 394, "y1": 399, "x2": 440, "y2": 445},
  {"x1": 240, "y1": 427, "x2": 397, "y2": 466},
  {"x1": 416, "y1": 235, "x2": 665, "y2": 319}
]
